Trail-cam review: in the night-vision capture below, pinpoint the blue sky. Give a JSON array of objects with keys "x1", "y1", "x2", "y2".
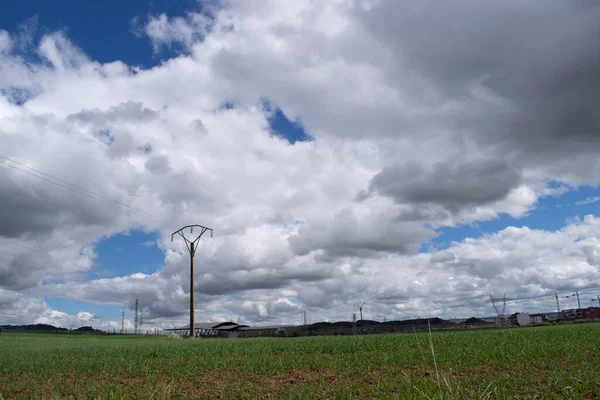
[
  {"x1": 0, "y1": 0, "x2": 203, "y2": 67},
  {"x1": 48, "y1": 231, "x2": 165, "y2": 325},
  {"x1": 0, "y1": 0, "x2": 315, "y2": 322},
  {"x1": 90, "y1": 231, "x2": 163, "y2": 279},
  {"x1": 1, "y1": 0, "x2": 600, "y2": 328},
  {"x1": 428, "y1": 186, "x2": 600, "y2": 250}
]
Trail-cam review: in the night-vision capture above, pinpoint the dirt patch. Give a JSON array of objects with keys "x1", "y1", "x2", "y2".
[{"x1": 168, "y1": 332, "x2": 184, "y2": 339}]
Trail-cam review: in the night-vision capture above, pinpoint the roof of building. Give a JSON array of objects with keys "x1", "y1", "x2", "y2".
[
  {"x1": 165, "y1": 322, "x2": 249, "y2": 331},
  {"x1": 240, "y1": 325, "x2": 297, "y2": 331}
]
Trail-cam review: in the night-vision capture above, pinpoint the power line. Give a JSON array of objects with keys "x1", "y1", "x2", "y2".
[
  {"x1": 0, "y1": 156, "x2": 176, "y2": 227},
  {"x1": 0, "y1": 185, "x2": 265, "y2": 296},
  {"x1": 0, "y1": 159, "x2": 262, "y2": 272},
  {"x1": 5, "y1": 156, "x2": 600, "y2": 321},
  {"x1": 0, "y1": 188, "x2": 164, "y2": 282},
  {"x1": 0, "y1": 186, "x2": 140, "y2": 233}
]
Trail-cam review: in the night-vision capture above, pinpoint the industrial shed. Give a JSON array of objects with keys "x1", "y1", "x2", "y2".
[
  {"x1": 165, "y1": 322, "x2": 249, "y2": 338},
  {"x1": 238, "y1": 325, "x2": 300, "y2": 337}
]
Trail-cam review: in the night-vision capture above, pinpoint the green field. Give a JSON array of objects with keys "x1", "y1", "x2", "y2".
[{"x1": 1, "y1": 323, "x2": 599, "y2": 399}]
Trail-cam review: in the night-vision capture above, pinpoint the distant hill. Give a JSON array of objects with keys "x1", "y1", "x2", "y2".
[
  {"x1": 0, "y1": 324, "x2": 104, "y2": 334},
  {"x1": 74, "y1": 326, "x2": 104, "y2": 333},
  {"x1": 463, "y1": 317, "x2": 491, "y2": 325},
  {"x1": 0, "y1": 324, "x2": 69, "y2": 332}
]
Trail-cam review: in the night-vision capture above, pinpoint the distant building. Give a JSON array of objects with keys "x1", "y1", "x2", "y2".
[
  {"x1": 560, "y1": 309, "x2": 582, "y2": 320},
  {"x1": 164, "y1": 322, "x2": 249, "y2": 338},
  {"x1": 239, "y1": 325, "x2": 301, "y2": 338},
  {"x1": 163, "y1": 322, "x2": 303, "y2": 338},
  {"x1": 508, "y1": 313, "x2": 531, "y2": 326},
  {"x1": 581, "y1": 307, "x2": 600, "y2": 319},
  {"x1": 530, "y1": 314, "x2": 544, "y2": 324}
]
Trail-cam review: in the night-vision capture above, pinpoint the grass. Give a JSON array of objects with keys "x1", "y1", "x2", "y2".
[{"x1": 1, "y1": 323, "x2": 599, "y2": 399}]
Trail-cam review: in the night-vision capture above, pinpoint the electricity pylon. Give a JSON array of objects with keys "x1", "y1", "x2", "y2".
[
  {"x1": 353, "y1": 302, "x2": 366, "y2": 334},
  {"x1": 134, "y1": 298, "x2": 139, "y2": 334},
  {"x1": 172, "y1": 224, "x2": 213, "y2": 338},
  {"x1": 488, "y1": 294, "x2": 508, "y2": 326}
]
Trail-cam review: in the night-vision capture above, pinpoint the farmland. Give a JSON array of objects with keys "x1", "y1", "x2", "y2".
[{"x1": 1, "y1": 323, "x2": 599, "y2": 399}]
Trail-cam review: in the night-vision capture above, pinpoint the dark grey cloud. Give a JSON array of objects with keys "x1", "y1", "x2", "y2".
[
  {"x1": 430, "y1": 251, "x2": 455, "y2": 264},
  {"x1": 145, "y1": 155, "x2": 172, "y2": 174},
  {"x1": 354, "y1": 1, "x2": 600, "y2": 166},
  {"x1": 366, "y1": 158, "x2": 521, "y2": 212},
  {"x1": 67, "y1": 101, "x2": 158, "y2": 125},
  {"x1": 0, "y1": 257, "x2": 42, "y2": 291},
  {"x1": 0, "y1": 186, "x2": 120, "y2": 238},
  {"x1": 288, "y1": 208, "x2": 437, "y2": 258}
]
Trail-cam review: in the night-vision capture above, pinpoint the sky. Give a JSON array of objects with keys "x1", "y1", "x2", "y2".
[{"x1": 1, "y1": 0, "x2": 600, "y2": 331}]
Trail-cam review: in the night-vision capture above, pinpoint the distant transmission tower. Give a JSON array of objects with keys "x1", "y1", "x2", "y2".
[
  {"x1": 488, "y1": 294, "x2": 508, "y2": 326},
  {"x1": 121, "y1": 310, "x2": 125, "y2": 334},
  {"x1": 303, "y1": 311, "x2": 308, "y2": 336},
  {"x1": 134, "y1": 298, "x2": 139, "y2": 334}
]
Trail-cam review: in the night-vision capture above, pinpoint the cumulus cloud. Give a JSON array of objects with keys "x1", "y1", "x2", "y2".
[
  {"x1": 141, "y1": 12, "x2": 214, "y2": 53},
  {"x1": 577, "y1": 197, "x2": 600, "y2": 206},
  {"x1": 1, "y1": 0, "x2": 600, "y2": 327},
  {"x1": 0, "y1": 31, "x2": 12, "y2": 54},
  {"x1": 365, "y1": 158, "x2": 522, "y2": 213}
]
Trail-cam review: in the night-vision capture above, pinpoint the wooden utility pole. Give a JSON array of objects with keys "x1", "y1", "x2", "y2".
[
  {"x1": 354, "y1": 302, "x2": 366, "y2": 334},
  {"x1": 172, "y1": 224, "x2": 213, "y2": 338},
  {"x1": 190, "y1": 241, "x2": 195, "y2": 338}
]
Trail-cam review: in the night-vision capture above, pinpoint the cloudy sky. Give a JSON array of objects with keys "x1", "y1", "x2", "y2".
[{"x1": 1, "y1": 0, "x2": 600, "y2": 330}]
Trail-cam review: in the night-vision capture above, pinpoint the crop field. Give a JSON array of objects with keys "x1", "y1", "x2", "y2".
[{"x1": 1, "y1": 323, "x2": 600, "y2": 399}]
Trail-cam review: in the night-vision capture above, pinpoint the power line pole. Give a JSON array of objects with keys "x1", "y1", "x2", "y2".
[
  {"x1": 121, "y1": 310, "x2": 125, "y2": 334},
  {"x1": 354, "y1": 302, "x2": 365, "y2": 334},
  {"x1": 555, "y1": 293, "x2": 560, "y2": 317},
  {"x1": 566, "y1": 291, "x2": 582, "y2": 311},
  {"x1": 172, "y1": 224, "x2": 213, "y2": 338},
  {"x1": 303, "y1": 311, "x2": 307, "y2": 336},
  {"x1": 134, "y1": 298, "x2": 139, "y2": 334}
]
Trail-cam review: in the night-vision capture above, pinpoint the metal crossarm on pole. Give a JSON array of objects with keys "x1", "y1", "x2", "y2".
[
  {"x1": 172, "y1": 224, "x2": 214, "y2": 338},
  {"x1": 353, "y1": 302, "x2": 365, "y2": 334}
]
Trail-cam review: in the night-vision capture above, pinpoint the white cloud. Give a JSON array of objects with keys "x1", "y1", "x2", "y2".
[
  {"x1": 576, "y1": 197, "x2": 600, "y2": 206},
  {"x1": 0, "y1": 30, "x2": 12, "y2": 54},
  {"x1": 143, "y1": 12, "x2": 213, "y2": 54},
  {"x1": 1, "y1": 1, "x2": 600, "y2": 327}
]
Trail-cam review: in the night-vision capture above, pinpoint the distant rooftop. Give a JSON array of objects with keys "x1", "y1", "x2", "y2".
[{"x1": 165, "y1": 322, "x2": 249, "y2": 331}]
